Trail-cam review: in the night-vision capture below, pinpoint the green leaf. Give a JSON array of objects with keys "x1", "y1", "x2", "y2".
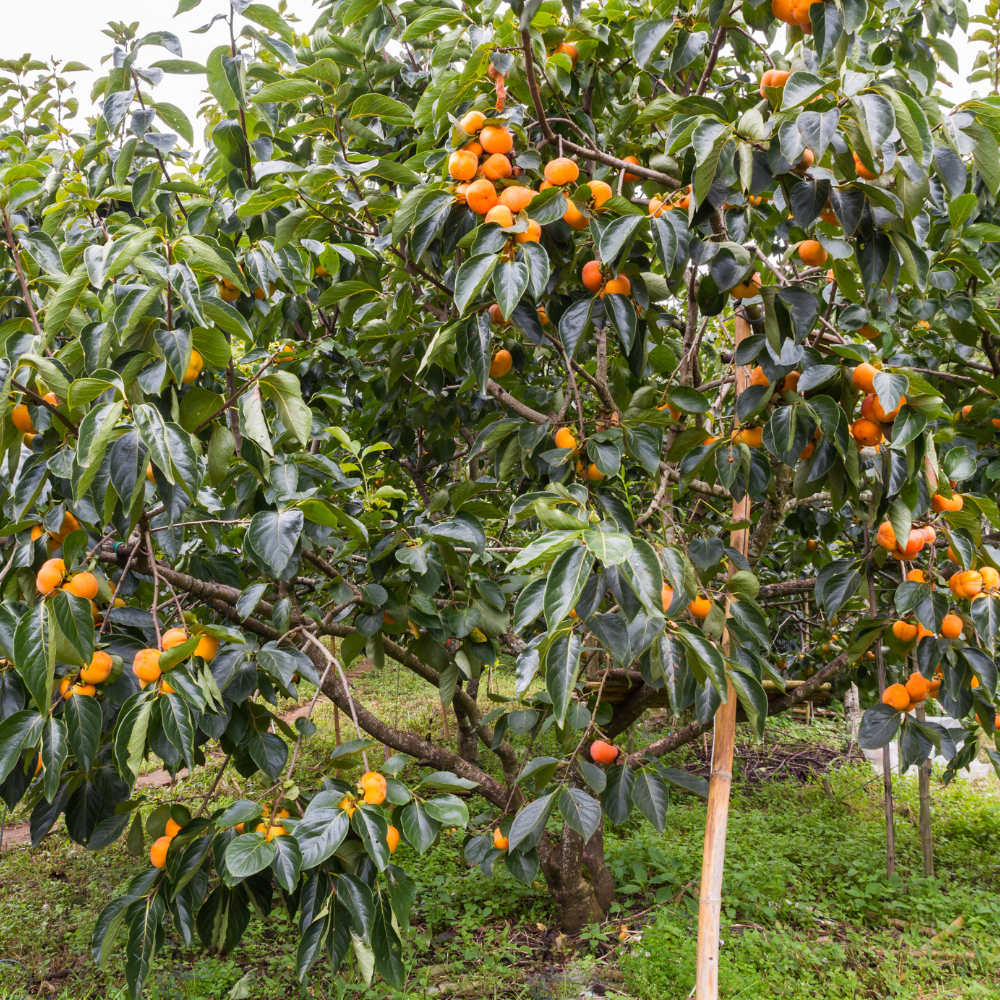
[
  {"x1": 400, "y1": 800, "x2": 439, "y2": 853},
  {"x1": 153, "y1": 102, "x2": 194, "y2": 145},
  {"x1": 225, "y1": 832, "x2": 277, "y2": 877},
  {"x1": 251, "y1": 79, "x2": 325, "y2": 103},
  {"x1": 454, "y1": 253, "x2": 500, "y2": 315},
  {"x1": 780, "y1": 72, "x2": 827, "y2": 110},
  {"x1": 51, "y1": 590, "x2": 95, "y2": 669},
  {"x1": 544, "y1": 632, "x2": 583, "y2": 727},
  {"x1": 350, "y1": 94, "x2": 412, "y2": 126},
  {"x1": 294, "y1": 791, "x2": 351, "y2": 867},
  {"x1": 125, "y1": 894, "x2": 165, "y2": 1000},
  {"x1": 492, "y1": 260, "x2": 530, "y2": 320},
  {"x1": 14, "y1": 602, "x2": 55, "y2": 714},
  {"x1": 630, "y1": 769, "x2": 670, "y2": 831},
  {"x1": 543, "y1": 544, "x2": 595, "y2": 628},
  {"x1": 64, "y1": 689, "x2": 102, "y2": 773},
  {"x1": 0, "y1": 709, "x2": 43, "y2": 784},
  {"x1": 260, "y1": 371, "x2": 312, "y2": 447},
  {"x1": 43, "y1": 266, "x2": 90, "y2": 339},
  {"x1": 558, "y1": 786, "x2": 601, "y2": 841}
]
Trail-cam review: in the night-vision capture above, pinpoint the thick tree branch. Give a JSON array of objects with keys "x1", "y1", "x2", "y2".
[
  {"x1": 748, "y1": 459, "x2": 793, "y2": 566},
  {"x1": 486, "y1": 378, "x2": 551, "y2": 423}
]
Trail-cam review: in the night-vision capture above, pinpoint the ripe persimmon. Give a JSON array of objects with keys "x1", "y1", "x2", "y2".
[
  {"x1": 730, "y1": 274, "x2": 761, "y2": 298},
  {"x1": 81, "y1": 650, "x2": 113, "y2": 684},
  {"x1": 590, "y1": 740, "x2": 619, "y2": 764},
  {"x1": 489, "y1": 349, "x2": 513, "y2": 378},
  {"x1": 63, "y1": 572, "x2": 98, "y2": 600},
  {"x1": 582, "y1": 260, "x2": 604, "y2": 292},
  {"x1": 12, "y1": 404, "x2": 34, "y2": 434},
  {"x1": 515, "y1": 219, "x2": 541, "y2": 243},
  {"x1": 554, "y1": 42, "x2": 578, "y2": 67},
  {"x1": 798, "y1": 239, "x2": 827, "y2": 266},
  {"x1": 738, "y1": 427, "x2": 763, "y2": 448},
  {"x1": 892, "y1": 620, "x2": 917, "y2": 642},
  {"x1": 360, "y1": 771, "x2": 387, "y2": 805},
  {"x1": 622, "y1": 155, "x2": 640, "y2": 181},
  {"x1": 183, "y1": 350, "x2": 204, "y2": 384},
  {"x1": 791, "y1": 148, "x2": 815, "y2": 173},
  {"x1": 562, "y1": 196, "x2": 589, "y2": 229},
  {"x1": 150, "y1": 835, "x2": 172, "y2": 868},
  {"x1": 480, "y1": 125, "x2": 513, "y2": 154},
  {"x1": 688, "y1": 596, "x2": 712, "y2": 618},
  {"x1": 881, "y1": 684, "x2": 910, "y2": 711},
  {"x1": 853, "y1": 151, "x2": 877, "y2": 180},
  {"x1": 851, "y1": 418, "x2": 883, "y2": 446},
  {"x1": 387, "y1": 825, "x2": 400, "y2": 853},
  {"x1": 603, "y1": 274, "x2": 631, "y2": 297},
  {"x1": 544, "y1": 157, "x2": 579, "y2": 186},
  {"x1": 133, "y1": 649, "x2": 162, "y2": 683},
  {"x1": 162, "y1": 628, "x2": 188, "y2": 650},
  {"x1": 588, "y1": 179, "x2": 613, "y2": 209},
  {"x1": 555, "y1": 428, "x2": 578, "y2": 450},
  {"x1": 759, "y1": 68, "x2": 790, "y2": 97},
  {"x1": 494, "y1": 828, "x2": 509, "y2": 850},
  {"x1": 499, "y1": 186, "x2": 535, "y2": 213},
  {"x1": 932, "y1": 493, "x2": 963, "y2": 513},
  {"x1": 851, "y1": 363, "x2": 879, "y2": 394},
  {"x1": 482, "y1": 152, "x2": 512, "y2": 180},
  {"x1": 195, "y1": 635, "x2": 219, "y2": 661},
  {"x1": 459, "y1": 110, "x2": 487, "y2": 134},
  {"x1": 466, "y1": 178, "x2": 498, "y2": 215},
  {"x1": 488, "y1": 303, "x2": 508, "y2": 326},
  {"x1": 484, "y1": 204, "x2": 514, "y2": 227},
  {"x1": 36, "y1": 558, "x2": 66, "y2": 595},
  {"x1": 661, "y1": 583, "x2": 674, "y2": 612},
  {"x1": 940, "y1": 614, "x2": 963, "y2": 639},
  {"x1": 448, "y1": 150, "x2": 478, "y2": 181},
  {"x1": 749, "y1": 366, "x2": 770, "y2": 387}
]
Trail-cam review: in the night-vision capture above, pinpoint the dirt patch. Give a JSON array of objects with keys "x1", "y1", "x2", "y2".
[{"x1": 684, "y1": 737, "x2": 866, "y2": 783}]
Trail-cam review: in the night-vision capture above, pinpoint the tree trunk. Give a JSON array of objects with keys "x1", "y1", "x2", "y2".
[
  {"x1": 454, "y1": 677, "x2": 480, "y2": 766},
  {"x1": 537, "y1": 818, "x2": 616, "y2": 932}
]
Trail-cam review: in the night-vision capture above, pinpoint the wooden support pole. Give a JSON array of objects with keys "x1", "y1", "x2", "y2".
[
  {"x1": 334, "y1": 704, "x2": 342, "y2": 746},
  {"x1": 695, "y1": 311, "x2": 752, "y2": 1000},
  {"x1": 916, "y1": 698, "x2": 934, "y2": 876},
  {"x1": 865, "y1": 523, "x2": 896, "y2": 876}
]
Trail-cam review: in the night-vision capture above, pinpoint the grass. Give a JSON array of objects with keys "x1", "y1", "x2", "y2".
[{"x1": 4, "y1": 658, "x2": 1000, "y2": 998}]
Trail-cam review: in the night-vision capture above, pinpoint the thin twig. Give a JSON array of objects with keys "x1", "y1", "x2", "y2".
[
  {"x1": 100, "y1": 542, "x2": 141, "y2": 635},
  {"x1": 144, "y1": 529, "x2": 162, "y2": 650},
  {"x1": 300, "y1": 632, "x2": 370, "y2": 773},
  {"x1": 193, "y1": 755, "x2": 232, "y2": 819}
]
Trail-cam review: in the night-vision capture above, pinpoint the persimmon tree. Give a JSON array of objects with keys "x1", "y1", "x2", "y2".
[{"x1": 1, "y1": 0, "x2": 1000, "y2": 996}]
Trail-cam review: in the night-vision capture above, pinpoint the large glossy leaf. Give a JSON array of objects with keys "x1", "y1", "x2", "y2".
[{"x1": 544, "y1": 633, "x2": 583, "y2": 728}]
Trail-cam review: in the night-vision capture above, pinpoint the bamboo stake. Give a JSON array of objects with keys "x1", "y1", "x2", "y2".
[
  {"x1": 916, "y1": 698, "x2": 934, "y2": 876},
  {"x1": 865, "y1": 523, "x2": 896, "y2": 876},
  {"x1": 695, "y1": 312, "x2": 752, "y2": 1000}
]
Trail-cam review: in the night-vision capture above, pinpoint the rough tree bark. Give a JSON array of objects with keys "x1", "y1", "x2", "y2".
[{"x1": 536, "y1": 778, "x2": 617, "y2": 932}]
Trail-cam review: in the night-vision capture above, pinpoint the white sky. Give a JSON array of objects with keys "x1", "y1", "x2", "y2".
[{"x1": 3, "y1": 0, "x2": 991, "y2": 150}]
